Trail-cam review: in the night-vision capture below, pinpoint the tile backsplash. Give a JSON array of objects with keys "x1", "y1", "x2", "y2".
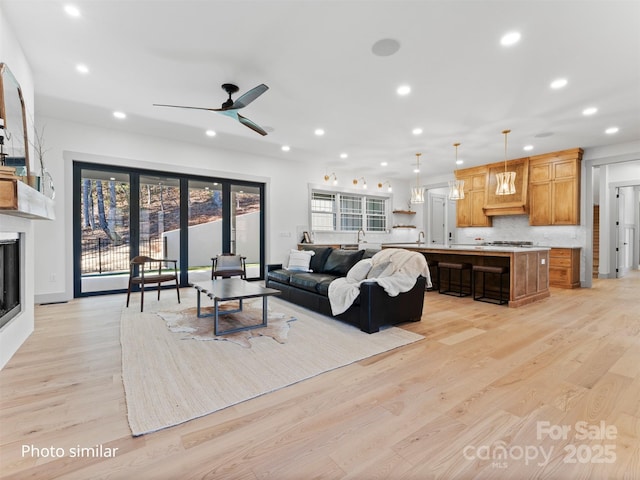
[{"x1": 456, "y1": 215, "x2": 585, "y2": 247}]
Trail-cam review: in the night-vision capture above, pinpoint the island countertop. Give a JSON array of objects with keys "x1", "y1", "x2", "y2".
[
  {"x1": 383, "y1": 243, "x2": 550, "y2": 307},
  {"x1": 382, "y1": 243, "x2": 551, "y2": 254}
]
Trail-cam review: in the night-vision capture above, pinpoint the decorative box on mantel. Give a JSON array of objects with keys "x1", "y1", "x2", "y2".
[
  {"x1": 0, "y1": 179, "x2": 55, "y2": 220},
  {"x1": 483, "y1": 157, "x2": 529, "y2": 216}
]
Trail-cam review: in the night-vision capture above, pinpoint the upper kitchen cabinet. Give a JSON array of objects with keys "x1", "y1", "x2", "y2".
[
  {"x1": 528, "y1": 148, "x2": 583, "y2": 226},
  {"x1": 454, "y1": 165, "x2": 492, "y2": 227}
]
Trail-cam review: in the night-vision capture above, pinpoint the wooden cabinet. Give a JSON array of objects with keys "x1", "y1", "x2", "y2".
[
  {"x1": 454, "y1": 166, "x2": 492, "y2": 227},
  {"x1": 549, "y1": 247, "x2": 581, "y2": 288},
  {"x1": 528, "y1": 149, "x2": 582, "y2": 225}
]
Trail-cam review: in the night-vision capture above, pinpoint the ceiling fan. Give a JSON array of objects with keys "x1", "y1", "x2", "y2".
[{"x1": 154, "y1": 83, "x2": 269, "y2": 136}]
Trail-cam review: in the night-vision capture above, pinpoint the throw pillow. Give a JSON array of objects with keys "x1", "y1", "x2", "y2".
[
  {"x1": 306, "y1": 247, "x2": 333, "y2": 272},
  {"x1": 323, "y1": 249, "x2": 365, "y2": 276},
  {"x1": 287, "y1": 249, "x2": 315, "y2": 272},
  {"x1": 346, "y1": 258, "x2": 373, "y2": 283},
  {"x1": 367, "y1": 260, "x2": 395, "y2": 279}
]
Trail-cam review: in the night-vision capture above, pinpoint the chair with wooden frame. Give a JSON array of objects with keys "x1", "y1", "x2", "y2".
[
  {"x1": 211, "y1": 253, "x2": 247, "y2": 280},
  {"x1": 126, "y1": 256, "x2": 180, "y2": 312}
]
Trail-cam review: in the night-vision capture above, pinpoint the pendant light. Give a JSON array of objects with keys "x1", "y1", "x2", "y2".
[
  {"x1": 410, "y1": 153, "x2": 425, "y2": 204},
  {"x1": 495, "y1": 129, "x2": 516, "y2": 195},
  {"x1": 448, "y1": 143, "x2": 465, "y2": 200}
]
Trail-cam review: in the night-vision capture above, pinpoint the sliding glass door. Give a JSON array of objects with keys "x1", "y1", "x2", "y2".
[
  {"x1": 76, "y1": 168, "x2": 132, "y2": 294},
  {"x1": 73, "y1": 163, "x2": 265, "y2": 296}
]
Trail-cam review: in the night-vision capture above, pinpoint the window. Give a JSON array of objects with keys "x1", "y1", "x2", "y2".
[
  {"x1": 311, "y1": 192, "x2": 336, "y2": 231},
  {"x1": 310, "y1": 189, "x2": 388, "y2": 232}
]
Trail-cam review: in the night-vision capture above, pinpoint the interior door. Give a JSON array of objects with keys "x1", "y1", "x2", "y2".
[
  {"x1": 430, "y1": 195, "x2": 445, "y2": 244},
  {"x1": 616, "y1": 189, "x2": 628, "y2": 278}
]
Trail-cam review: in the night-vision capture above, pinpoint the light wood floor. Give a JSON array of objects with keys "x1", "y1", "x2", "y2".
[{"x1": 1, "y1": 272, "x2": 639, "y2": 479}]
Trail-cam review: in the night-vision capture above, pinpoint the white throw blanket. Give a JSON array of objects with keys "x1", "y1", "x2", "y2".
[{"x1": 328, "y1": 248, "x2": 432, "y2": 315}]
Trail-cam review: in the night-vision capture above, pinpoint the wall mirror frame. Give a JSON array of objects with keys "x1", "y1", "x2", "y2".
[{"x1": 0, "y1": 62, "x2": 30, "y2": 177}]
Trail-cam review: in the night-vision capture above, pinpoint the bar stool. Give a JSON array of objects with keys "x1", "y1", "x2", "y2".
[
  {"x1": 472, "y1": 265, "x2": 509, "y2": 305},
  {"x1": 427, "y1": 260, "x2": 439, "y2": 291},
  {"x1": 438, "y1": 262, "x2": 471, "y2": 297}
]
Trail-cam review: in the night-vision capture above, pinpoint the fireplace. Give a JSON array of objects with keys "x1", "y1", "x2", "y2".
[{"x1": 0, "y1": 234, "x2": 21, "y2": 329}]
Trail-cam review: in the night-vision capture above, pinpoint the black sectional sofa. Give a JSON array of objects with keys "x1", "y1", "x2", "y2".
[{"x1": 265, "y1": 246, "x2": 426, "y2": 333}]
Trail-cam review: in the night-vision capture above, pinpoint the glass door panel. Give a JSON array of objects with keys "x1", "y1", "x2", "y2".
[
  {"x1": 187, "y1": 180, "x2": 223, "y2": 283},
  {"x1": 231, "y1": 184, "x2": 262, "y2": 279},
  {"x1": 139, "y1": 174, "x2": 181, "y2": 262},
  {"x1": 79, "y1": 169, "x2": 131, "y2": 293}
]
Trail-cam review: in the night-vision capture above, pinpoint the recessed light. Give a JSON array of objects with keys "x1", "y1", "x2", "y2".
[
  {"x1": 64, "y1": 4, "x2": 80, "y2": 17},
  {"x1": 412, "y1": 127, "x2": 423, "y2": 135},
  {"x1": 314, "y1": 128, "x2": 325, "y2": 136},
  {"x1": 523, "y1": 145, "x2": 534, "y2": 151},
  {"x1": 75, "y1": 63, "x2": 89, "y2": 74},
  {"x1": 500, "y1": 31, "x2": 521, "y2": 46},
  {"x1": 281, "y1": 145, "x2": 290, "y2": 152},
  {"x1": 205, "y1": 129, "x2": 216, "y2": 137},
  {"x1": 396, "y1": 85, "x2": 411, "y2": 96},
  {"x1": 456, "y1": 160, "x2": 464, "y2": 165},
  {"x1": 113, "y1": 111, "x2": 126, "y2": 119},
  {"x1": 109, "y1": 177, "x2": 116, "y2": 181},
  {"x1": 605, "y1": 127, "x2": 619, "y2": 134},
  {"x1": 550, "y1": 78, "x2": 568, "y2": 89},
  {"x1": 340, "y1": 153, "x2": 348, "y2": 159},
  {"x1": 413, "y1": 168, "x2": 420, "y2": 173},
  {"x1": 380, "y1": 162, "x2": 388, "y2": 167},
  {"x1": 582, "y1": 107, "x2": 598, "y2": 116}
]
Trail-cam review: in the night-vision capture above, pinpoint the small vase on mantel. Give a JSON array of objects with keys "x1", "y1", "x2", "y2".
[{"x1": 41, "y1": 168, "x2": 55, "y2": 200}]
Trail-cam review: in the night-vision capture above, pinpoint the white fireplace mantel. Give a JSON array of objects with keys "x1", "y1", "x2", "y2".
[{"x1": 0, "y1": 179, "x2": 55, "y2": 220}]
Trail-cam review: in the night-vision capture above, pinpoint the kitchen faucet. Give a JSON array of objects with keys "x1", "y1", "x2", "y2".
[
  {"x1": 417, "y1": 231, "x2": 425, "y2": 244},
  {"x1": 357, "y1": 229, "x2": 366, "y2": 243}
]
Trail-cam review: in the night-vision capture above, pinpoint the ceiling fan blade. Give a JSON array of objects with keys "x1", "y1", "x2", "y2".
[
  {"x1": 237, "y1": 113, "x2": 268, "y2": 136},
  {"x1": 153, "y1": 103, "x2": 220, "y2": 112},
  {"x1": 231, "y1": 84, "x2": 269, "y2": 110}
]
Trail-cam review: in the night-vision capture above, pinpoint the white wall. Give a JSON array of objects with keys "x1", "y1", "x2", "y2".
[
  {"x1": 0, "y1": 6, "x2": 37, "y2": 368},
  {"x1": 32, "y1": 114, "x2": 417, "y2": 303}
]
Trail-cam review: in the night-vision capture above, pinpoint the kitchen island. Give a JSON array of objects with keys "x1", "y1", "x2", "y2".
[{"x1": 383, "y1": 244, "x2": 551, "y2": 307}]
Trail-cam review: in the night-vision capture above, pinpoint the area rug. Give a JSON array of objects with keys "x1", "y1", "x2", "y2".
[
  {"x1": 157, "y1": 304, "x2": 295, "y2": 348},
  {"x1": 121, "y1": 289, "x2": 424, "y2": 436}
]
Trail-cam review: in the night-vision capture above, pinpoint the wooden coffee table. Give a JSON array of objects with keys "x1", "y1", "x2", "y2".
[{"x1": 192, "y1": 279, "x2": 281, "y2": 336}]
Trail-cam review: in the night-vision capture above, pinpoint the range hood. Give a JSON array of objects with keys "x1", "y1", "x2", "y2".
[{"x1": 483, "y1": 158, "x2": 529, "y2": 216}]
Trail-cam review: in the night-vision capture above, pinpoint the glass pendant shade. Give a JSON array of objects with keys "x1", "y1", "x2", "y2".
[
  {"x1": 410, "y1": 153, "x2": 424, "y2": 204},
  {"x1": 496, "y1": 129, "x2": 516, "y2": 196},
  {"x1": 448, "y1": 179, "x2": 465, "y2": 200},
  {"x1": 495, "y1": 171, "x2": 516, "y2": 195},
  {"x1": 411, "y1": 186, "x2": 425, "y2": 204},
  {"x1": 448, "y1": 143, "x2": 464, "y2": 200}
]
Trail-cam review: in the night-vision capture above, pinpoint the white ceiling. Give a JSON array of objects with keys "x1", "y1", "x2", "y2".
[{"x1": 2, "y1": 0, "x2": 639, "y2": 182}]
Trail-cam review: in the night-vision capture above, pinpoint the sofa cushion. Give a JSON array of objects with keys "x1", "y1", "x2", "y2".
[
  {"x1": 266, "y1": 269, "x2": 292, "y2": 284},
  {"x1": 304, "y1": 247, "x2": 333, "y2": 272},
  {"x1": 361, "y1": 248, "x2": 380, "y2": 259},
  {"x1": 290, "y1": 272, "x2": 339, "y2": 294},
  {"x1": 316, "y1": 277, "x2": 338, "y2": 296},
  {"x1": 322, "y1": 249, "x2": 365, "y2": 276}
]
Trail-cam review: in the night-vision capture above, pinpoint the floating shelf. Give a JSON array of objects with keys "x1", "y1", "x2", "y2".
[
  {"x1": 392, "y1": 225, "x2": 416, "y2": 229},
  {"x1": 393, "y1": 210, "x2": 416, "y2": 214}
]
